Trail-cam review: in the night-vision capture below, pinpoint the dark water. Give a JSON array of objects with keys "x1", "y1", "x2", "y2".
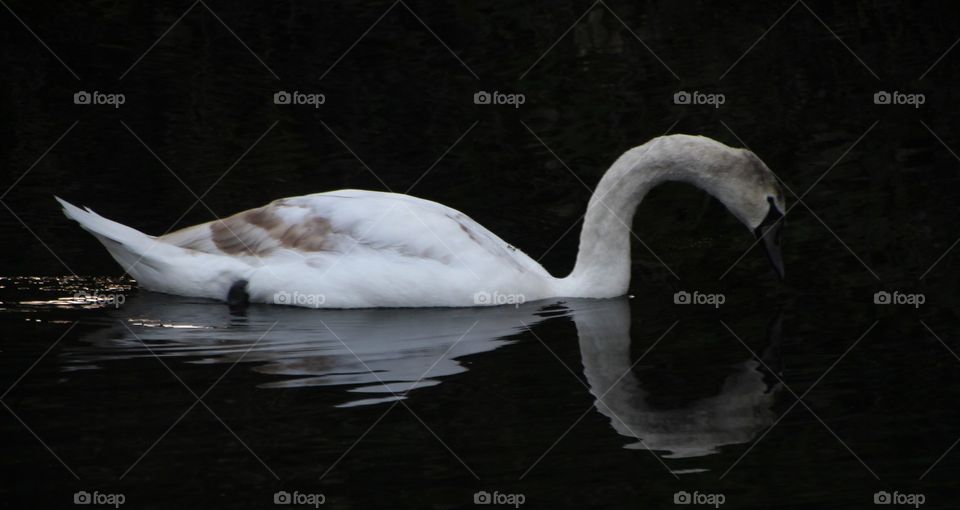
[{"x1": 2, "y1": 1, "x2": 959, "y2": 508}]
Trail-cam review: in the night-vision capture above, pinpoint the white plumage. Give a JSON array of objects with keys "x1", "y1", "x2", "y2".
[{"x1": 58, "y1": 135, "x2": 785, "y2": 308}]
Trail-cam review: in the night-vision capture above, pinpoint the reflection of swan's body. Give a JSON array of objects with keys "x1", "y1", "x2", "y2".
[
  {"x1": 57, "y1": 135, "x2": 785, "y2": 308},
  {"x1": 64, "y1": 290, "x2": 782, "y2": 460},
  {"x1": 577, "y1": 299, "x2": 782, "y2": 459},
  {"x1": 67, "y1": 293, "x2": 564, "y2": 407}
]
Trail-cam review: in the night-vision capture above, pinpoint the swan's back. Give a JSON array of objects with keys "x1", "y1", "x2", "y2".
[{"x1": 161, "y1": 190, "x2": 545, "y2": 274}]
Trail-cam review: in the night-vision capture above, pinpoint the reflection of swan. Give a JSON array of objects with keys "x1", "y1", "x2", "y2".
[
  {"x1": 57, "y1": 135, "x2": 784, "y2": 308},
  {"x1": 577, "y1": 298, "x2": 783, "y2": 459},
  {"x1": 65, "y1": 293, "x2": 570, "y2": 407},
  {"x1": 62, "y1": 290, "x2": 782, "y2": 461}
]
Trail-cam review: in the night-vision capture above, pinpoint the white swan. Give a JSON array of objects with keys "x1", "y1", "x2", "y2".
[{"x1": 57, "y1": 134, "x2": 785, "y2": 308}]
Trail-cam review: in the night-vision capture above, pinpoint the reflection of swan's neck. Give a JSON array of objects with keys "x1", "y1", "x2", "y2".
[
  {"x1": 558, "y1": 139, "x2": 735, "y2": 298},
  {"x1": 574, "y1": 300, "x2": 782, "y2": 459}
]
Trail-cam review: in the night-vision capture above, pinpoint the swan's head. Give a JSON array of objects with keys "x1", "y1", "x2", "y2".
[
  {"x1": 648, "y1": 135, "x2": 786, "y2": 278},
  {"x1": 713, "y1": 147, "x2": 786, "y2": 279}
]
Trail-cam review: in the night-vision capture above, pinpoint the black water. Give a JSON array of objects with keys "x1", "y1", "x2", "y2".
[{"x1": 2, "y1": 1, "x2": 959, "y2": 508}]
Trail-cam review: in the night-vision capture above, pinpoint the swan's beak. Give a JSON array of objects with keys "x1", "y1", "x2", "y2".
[{"x1": 754, "y1": 205, "x2": 785, "y2": 280}]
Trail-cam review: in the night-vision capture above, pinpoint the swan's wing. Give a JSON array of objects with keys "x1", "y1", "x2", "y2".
[{"x1": 160, "y1": 190, "x2": 548, "y2": 275}]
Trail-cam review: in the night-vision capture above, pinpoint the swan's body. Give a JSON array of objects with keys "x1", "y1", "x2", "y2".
[{"x1": 58, "y1": 134, "x2": 785, "y2": 308}]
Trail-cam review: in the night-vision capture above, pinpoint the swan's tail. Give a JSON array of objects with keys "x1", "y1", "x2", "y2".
[{"x1": 55, "y1": 197, "x2": 167, "y2": 283}]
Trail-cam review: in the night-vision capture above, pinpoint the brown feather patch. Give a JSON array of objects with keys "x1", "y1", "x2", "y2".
[{"x1": 209, "y1": 206, "x2": 334, "y2": 256}]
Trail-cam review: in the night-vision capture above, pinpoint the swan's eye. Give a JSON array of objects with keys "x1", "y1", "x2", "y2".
[{"x1": 766, "y1": 195, "x2": 782, "y2": 211}]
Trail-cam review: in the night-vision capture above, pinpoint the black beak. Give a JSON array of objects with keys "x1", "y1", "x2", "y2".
[{"x1": 754, "y1": 198, "x2": 785, "y2": 280}]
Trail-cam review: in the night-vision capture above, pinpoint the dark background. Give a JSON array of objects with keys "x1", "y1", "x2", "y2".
[
  {"x1": 1, "y1": 1, "x2": 959, "y2": 508},
  {"x1": 1, "y1": 0, "x2": 956, "y2": 287}
]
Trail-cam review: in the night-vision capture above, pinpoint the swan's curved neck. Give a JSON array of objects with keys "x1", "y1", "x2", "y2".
[{"x1": 558, "y1": 144, "x2": 720, "y2": 298}]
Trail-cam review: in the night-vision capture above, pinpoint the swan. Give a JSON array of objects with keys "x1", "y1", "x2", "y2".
[{"x1": 56, "y1": 134, "x2": 785, "y2": 308}]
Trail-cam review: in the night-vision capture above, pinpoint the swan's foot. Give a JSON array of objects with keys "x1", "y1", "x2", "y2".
[{"x1": 227, "y1": 279, "x2": 249, "y2": 311}]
